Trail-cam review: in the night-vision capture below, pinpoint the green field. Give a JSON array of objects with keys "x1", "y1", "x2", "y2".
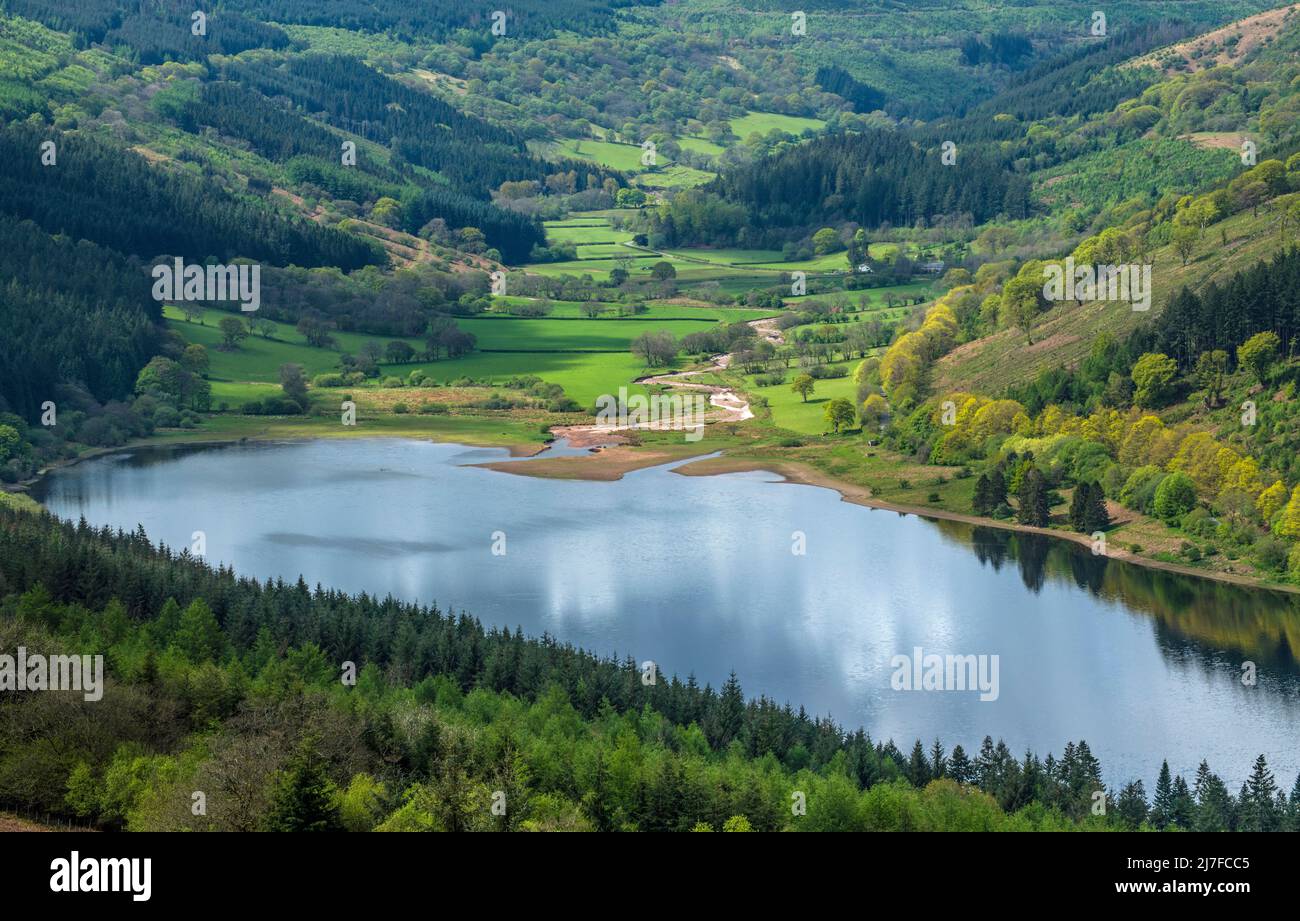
[
  {"x1": 164, "y1": 302, "x2": 757, "y2": 409},
  {"x1": 676, "y1": 135, "x2": 726, "y2": 157},
  {"x1": 529, "y1": 214, "x2": 947, "y2": 318},
  {"x1": 462, "y1": 316, "x2": 719, "y2": 351},
  {"x1": 544, "y1": 222, "x2": 634, "y2": 246},
  {"x1": 552, "y1": 138, "x2": 650, "y2": 171},
  {"x1": 631, "y1": 164, "x2": 715, "y2": 189},
  {"x1": 729, "y1": 111, "x2": 826, "y2": 139},
  {"x1": 488, "y1": 296, "x2": 771, "y2": 322},
  {"x1": 575, "y1": 242, "x2": 641, "y2": 258},
  {"x1": 748, "y1": 362, "x2": 860, "y2": 435}
]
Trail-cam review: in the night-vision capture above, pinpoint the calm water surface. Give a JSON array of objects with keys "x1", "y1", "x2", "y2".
[{"x1": 33, "y1": 438, "x2": 1300, "y2": 787}]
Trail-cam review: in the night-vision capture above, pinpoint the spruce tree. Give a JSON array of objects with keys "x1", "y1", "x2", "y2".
[
  {"x1": 262, "y1": 734, "x2": 343, "y2": 832},
  {"x1": 987, "y1": 467, "x2": 1008, "y2": 510},
  {"x1": 908, "y1": 739, "x2": 932, "y2": 787},
  {"x1": 1017, "y1": 468, "x2": 1050, "y2": 527},
  {"x1": 1240, "y1": 754, "x2": 1280, "y2": 831},
  {"x1": 1068, "y1": 483, "x2": 1089, "y2": 531},
  {"x1": 1116, "y1": 780, "x2": 1148, "y2": 829},
  {"x1": 948, "y1": 745, "x2": 973, "y2": 784},
  {"x1": 1288, "y1": 773, "x2": 1300, "y2": 832},
  {"x1": 1170, "y1": 776, "x2": 1195, "y2": 829},
  {"x1": 973, "y1": 473, "x2": 992, "y2": 515},
  {"x1": 1084, "y1": 482, "x2": 1111, "y2": 532},
  {"x1": 929, "y1": 738, "x2": 947, "y2": 780},
  {"x1": 1150, "y1": 760, "x2": 1173, "y2": 828},
  {"x1": 976, "y1": 736, "x2": 998, "y2": 793}
]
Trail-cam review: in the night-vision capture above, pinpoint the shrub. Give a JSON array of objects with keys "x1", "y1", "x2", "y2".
[
  {"x1": 1154, "y1": 471, "x2": 1197, "y2": 522},
  {"x1": 313, "y1": 374, "x2": 346, "y2": 388},
  {"x1": 392, "y1": 403, "x2": 409, "y2": 414},
  {"x1": 1120, "y1": 465, "x2": 1166, "y2": 513},
  {"x1": 153, "y1": 405, "x2": 181, "y2": 428},
  {"x1": 1253, "y1": 536, "x2": 1289, "y2": 571}
]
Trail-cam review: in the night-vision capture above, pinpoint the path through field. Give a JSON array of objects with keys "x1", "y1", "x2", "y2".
[{"x1": 550, "y1": 315, "x2": 783, "y2": 446}]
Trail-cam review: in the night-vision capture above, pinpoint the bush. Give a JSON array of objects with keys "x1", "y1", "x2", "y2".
[
  {"x1": 382, "y1": 376, "x2": 404, "y2": 388},
  {"x1": 242, "y1": 398, "x2": 303, "y2": 416},
  {"x1": 809, "y1": 364, "x2": 848, "y2": 380},
  {"x1": 392, "y1": 403, "x2": 409, "y2": 414},
  {"x1": 1120, "y1": 465, "x2": 1166, "y2": 513},
  {"x1": 1253, "y1": 536, "x2": 1289, "y2": 572},
  {"x1": 418, "y1": 403, "x2": 448, "y2": 415},
  {"x1": 313, "y1": 374, "x2": 346, "y2": 388},
  {"x1": 1154, "y1": 472, "x2": 1197, "y2": 522},
  {"x1": 153, "y1": 405, "x2": 181, "y2": 428}
]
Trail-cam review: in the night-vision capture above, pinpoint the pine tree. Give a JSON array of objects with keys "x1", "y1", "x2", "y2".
[
  {"x1": 907, "y1": 739, "x2": 931, "y2": 787},
  {"x1": 711, "y1": 671, "x2": 746, "y2": 748},
  {"x1": 262, "y1": 734, "x2": 343, "y2": 832},
  {"x1": 1170, "y1": 776, "x2": 1195, "y2": 829},
  {"x1": 987, "y1": 467, "x2": 1008, "y2": 510},
  {"x1": 1287, "y1": 773, "x2": 1300, "y2": 832},
  {"x1": 1068, "y1": 482, "x2": 1088, "y2": 531},
  {"x1": 1116, "y1": 780, "x2": 1148, "y2": 829},
  {"x1": 976, "y1": 736, "x2": 998, "y2": 793},
  {"x1": 1239, "y1": 754, "x2": 1280, "y2": 831},
  {"x1": 929, "y1": 738, "x2": 947, "y2": 780},
  {"x1": 1017, "y1": 468, "x2": 1050, "y2": 527},
  {"x1": 973, "y1": 473, "x2": 992, "y2": 516},
  {"x1": 1084, "y1": 482, "x2": 1111, "y2": 532},
  {"x1": 948, "y1": 745, "x2": 973, "y2": 784},
  {"x1": 1150, "y1": 760, "x2": 1173, "y2": 829}
]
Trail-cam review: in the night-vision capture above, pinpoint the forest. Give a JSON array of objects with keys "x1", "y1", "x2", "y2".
[
  {"x1": 0, "y1": 122, "x2": 380, "y2": 270},
  {"x1": 0, "y1": 216, "x2": 160, "y2": 422},
  {"x1": 1, "y1": 506, "x2": 1295, "y2": 832},
  {"x1": 1, "y1": 0, "x2": 289, "y2": 62},
  {"x1": 682, "y1": 130, "x2": 1030, "y2": 247}
]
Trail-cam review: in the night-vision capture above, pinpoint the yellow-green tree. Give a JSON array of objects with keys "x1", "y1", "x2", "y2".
[
  {"x1": 1238, "y1": 331, "x2": 1280, "y2": 385},
  {"x1": 824, "y1": 397, "x2": 855, "y2": 433},
  {"x1": 1272, "y1": 484, "x2": 1300, "y2": 539},
  {"x1": 1131, "y1": 352, "x2": 1178, "y2": 407},
  {"x1": 1257, "y1": 480, "x2": 1288, "y2": 522}
]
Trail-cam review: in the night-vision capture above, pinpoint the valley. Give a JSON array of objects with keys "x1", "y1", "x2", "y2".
[{"x1": 3, "y1": 0, "x2": 1300, "y2": 837}]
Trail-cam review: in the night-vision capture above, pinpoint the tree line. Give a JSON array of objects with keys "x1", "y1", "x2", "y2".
[
  {"x1": 1, "y1": 506, "x2": 1295, "y2": 831},
  {"x1": 0, "y1": 122, "x2": 381, "y2": 270},
  {"x1": 0, "y1": 215, "x2": 160, "y2": 422},
  {"x1": 681, "y1": 129, "x2": 1029, "y2": 249},
  {"x1": 3, "y1": 0, "x2": 289, "y2": 63}
]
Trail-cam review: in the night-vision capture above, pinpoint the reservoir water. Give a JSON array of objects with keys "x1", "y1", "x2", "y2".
[{"x1": 32, "y1": 438, "x2": 1300, "y2": 787}]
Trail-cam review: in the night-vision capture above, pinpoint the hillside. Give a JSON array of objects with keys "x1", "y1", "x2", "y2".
[{"x1": 4, "y1": 0, "x2": 1300, "y2": 844}]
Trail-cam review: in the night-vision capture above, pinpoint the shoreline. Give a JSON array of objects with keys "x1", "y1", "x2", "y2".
[
  {"x1": 3, "y1": 425, "x2": 548, "y2": 496},
  {"x1": 503, "y1": 444, "x2": 1300, "y2": 597},
  {"x1": 10, "y1": 426, "x2": 1299, "y2": 597}
]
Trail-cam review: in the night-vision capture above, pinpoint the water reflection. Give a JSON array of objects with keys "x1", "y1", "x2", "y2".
[
  {"x1": 943, "y1": 521, "x2": 1300, "y2": 679},
  {"x1": 31, "y1": 439, "x2": 1300, "y2": 786}
]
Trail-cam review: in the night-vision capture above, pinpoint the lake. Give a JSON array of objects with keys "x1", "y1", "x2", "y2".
[{"x1": 32, "y1": 437, "x2": 1300, "y2": 788}]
